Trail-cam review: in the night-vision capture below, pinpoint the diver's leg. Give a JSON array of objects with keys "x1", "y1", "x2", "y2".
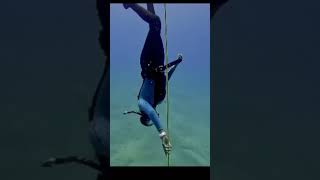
[
  {"x1": 124, "y1": 3, "x2": 159, "y2": 26},
  {"x1": 138, "y1": 98, "x2": 163, "y2": 133},
  {"x1": 147, "y1": 3, "x2": 155, "y2": 14}
]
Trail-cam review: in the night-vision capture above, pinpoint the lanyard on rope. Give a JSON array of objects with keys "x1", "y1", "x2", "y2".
[{"x1": 164, "y1": 3, "x2": 170, "y2": 167}]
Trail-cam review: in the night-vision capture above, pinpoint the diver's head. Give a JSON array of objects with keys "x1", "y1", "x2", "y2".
[
  {"x1": 122, "y1": 109, "x2": 154, "y2": 127},
  {"x1": 140, "y1": 114, "x2": 153, "y2": 127}
]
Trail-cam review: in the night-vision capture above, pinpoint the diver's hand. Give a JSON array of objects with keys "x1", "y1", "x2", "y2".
[{"x1": 161, "y1": 134, "x2": 172, "y2": 156}]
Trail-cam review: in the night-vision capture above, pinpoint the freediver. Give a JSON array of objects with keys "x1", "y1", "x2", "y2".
[{"x1": 123, "y1": 3, "x2": 182, "y2": 156}]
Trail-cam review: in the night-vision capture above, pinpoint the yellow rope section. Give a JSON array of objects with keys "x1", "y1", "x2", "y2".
[{"x1": 164, "y1": 3, "x2": 170, "y2": 167}]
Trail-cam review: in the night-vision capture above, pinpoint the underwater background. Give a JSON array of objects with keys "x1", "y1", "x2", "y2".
[{"x1": 110, "y1": 3, "x2": 210, "y2": 166}]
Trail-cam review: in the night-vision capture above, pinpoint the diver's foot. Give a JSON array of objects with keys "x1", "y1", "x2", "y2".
[
  {"x1": 160, "y1": 131, "x2": 172, "y2": 156},
  {"x1": 123, "y1": 3, "x2": 131, "y2": 9}
]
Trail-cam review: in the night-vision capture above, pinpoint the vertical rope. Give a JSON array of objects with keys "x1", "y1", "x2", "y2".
[{"x1": 164, "y1": 3, "x2": 170, "y2": 167}]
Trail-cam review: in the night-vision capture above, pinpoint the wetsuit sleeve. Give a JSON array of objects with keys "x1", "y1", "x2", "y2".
[{"x1": 138, "y1": 98, "x2": 164, "y2": 133}]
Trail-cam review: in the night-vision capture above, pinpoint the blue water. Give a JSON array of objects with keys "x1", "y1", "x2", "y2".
[{"x1": 110, "y1": 3, "x2": 210, "y2": 166}]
